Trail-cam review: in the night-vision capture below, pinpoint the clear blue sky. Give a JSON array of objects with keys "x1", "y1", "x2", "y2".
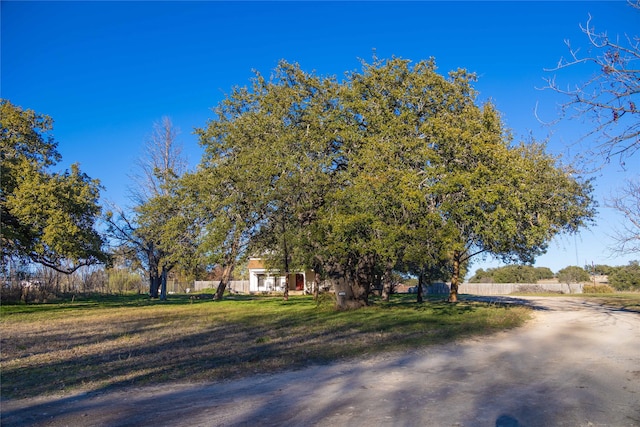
[{"x1": 2, "y1": 1, "x2": 638, "y2": 275}]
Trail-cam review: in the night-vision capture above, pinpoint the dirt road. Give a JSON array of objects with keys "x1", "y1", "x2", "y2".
[{"x1": 2, "y1": 297, "x2": 639, "y2": 427}]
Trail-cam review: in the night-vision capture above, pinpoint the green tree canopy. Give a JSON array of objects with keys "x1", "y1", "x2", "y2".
[
  {"x1": 557, "y1": 265, "x2": 591, "y2": 284},
  {"x1": 585, "y1": 264, "x2": 615, "y2": 276},
  {"x1": 608, "y1": 261, "x2": 640, "y2": 291},
  {"x1": 535, "y1": 267, "x2": 555, "y2": 281},
  {"x1": 1, "y1": 99, "x2": 106, "y2": 274},
  {"x1": 191, "y1": 62, "x2": 347, "y2": 300},
  {"x1": 104, "y1": 117, "x2": 194, "y2": 299},
  {"x1": 469, "y1": 265, "x2": 555, "y2": 283},
  {"x1": 187, "y1": 57, "x2": 596, "y2": 307}
]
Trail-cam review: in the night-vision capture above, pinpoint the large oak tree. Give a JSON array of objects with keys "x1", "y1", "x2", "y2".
[
  {"x1": 1, "y1": 99, "x2": 106, "y2": 274},
  {"x1": 187, "y1": 58, "x2": 596, "y2": 307}
]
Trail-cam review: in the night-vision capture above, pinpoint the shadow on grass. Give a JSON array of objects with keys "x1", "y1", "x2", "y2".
[
  {"x1": 462, "y1": 295, "x2": 552, "y2": 311},
  {"x1": 0, "y1": 292, "x2": 273, "y2": 316},
  {"x1": 0, "y1": 293, "x2": 531, "y2": 400}
]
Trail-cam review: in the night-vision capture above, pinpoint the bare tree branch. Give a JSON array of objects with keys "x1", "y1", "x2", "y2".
[
  {"x1": 105, "y1": 117, "x2": 190, "y2": 298},
  {"x1": 540, "y1": 1, "x2": 640, "y2": 166},
  {"x1": 129, "y1": 117, "x2": 187, "y2": 204},
  {"x1": 606, "y1": 178, "x2": 640, "y2": 255}
]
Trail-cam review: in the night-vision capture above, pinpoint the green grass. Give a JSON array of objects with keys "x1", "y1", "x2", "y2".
[{"x1": 0, "y1": 293, "x2": 530, "y2": 399}]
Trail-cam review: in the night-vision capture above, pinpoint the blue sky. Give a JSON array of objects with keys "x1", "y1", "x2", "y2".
[{"x1": 2, "y1": 1, "x2": 639, "y2": 275}]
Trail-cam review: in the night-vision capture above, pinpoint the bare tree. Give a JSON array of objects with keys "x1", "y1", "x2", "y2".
[
  {"x1": 607, "y1": 179, "x2": 640, "y2": 255},
  {"x1": 105, "y1": 117, "x2": 189, "y2": 299},
  {"x1": 130, "y1": 116, "x2": 187, "y2": 203},
  {"x1": 541, "y1": 0, "x2": 640, "y2": 166}
]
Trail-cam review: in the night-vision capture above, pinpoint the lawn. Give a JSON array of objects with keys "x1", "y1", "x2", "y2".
[{"x1": 0, "y1": 293, "x2": 531, "y2": 399}]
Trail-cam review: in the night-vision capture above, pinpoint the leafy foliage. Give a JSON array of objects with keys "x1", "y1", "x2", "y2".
[
  {"x1": 469, "y1": 265, "x2": 555, "y2": 283},
  {"x1": 608, "y1": 261, "x2": 640, "y2": 291},
  {"x1": 557, "y1": 265, "x2": 591, "y2": 284},
  {"x1": 104, "y1": 118, "x2": 195, "y2": 299},
  {"x1": 1, "y1": 99, "x2": 106, "y2": 273},
  {"x1": 186, "y1": 57, "x2": 596, "y2": 307},
  {"x1": 584, "y1": 263, "x2": 616, "y2": 276}
]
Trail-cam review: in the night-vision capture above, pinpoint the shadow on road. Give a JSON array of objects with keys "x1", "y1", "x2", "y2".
[{"x1": 463, "y1": 295, "x2": 552, "y2": 311}]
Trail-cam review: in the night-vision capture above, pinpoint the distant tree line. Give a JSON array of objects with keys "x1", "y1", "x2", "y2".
[
  {"x1": 469, "y1": 265, "x2": 554, "y2": 284},
  {"x1": 4, "y1": 258, "x2": 637, "y2": 304},
  {"x1": 468, "y1": 262, "x2": 640, "y2": 291},
  {"x1": 601, "y1": 261, "x2": 640, "y2": 291}
]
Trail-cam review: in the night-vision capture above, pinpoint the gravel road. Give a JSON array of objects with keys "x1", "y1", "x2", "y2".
[{"x1": 2, "y1": 296, "x2": 639, "y2": 427}]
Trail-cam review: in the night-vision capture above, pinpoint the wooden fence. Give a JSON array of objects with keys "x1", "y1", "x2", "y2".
[
  {"x1": 192, "y1": 280, "x2": 250, "y2": 293},
  {"x1": 425, "y1": 282, "x2": 584, "y2": 295},
  {"x1": 190, "y1": 280, "x2": 584, "y2": 296}
]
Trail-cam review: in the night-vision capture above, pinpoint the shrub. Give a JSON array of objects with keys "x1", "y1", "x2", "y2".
[
  {"x1": 492, "y1": 265, "x2": 537, "y2": 283},
  {"x1": 470, "y1": 265, "x2": 555, "y2": 283},
  {"x1": 557, "y1": 266, "x2": 590, "y2": 284},
  {"x1": 534, "y1": 267, "x2": 555, "y2": 280},
  {"x1": 0, "y1": 281, "x2": 56, "y2": 303},
  {"x1": 608, "y1": 261, "x2": 640, "y2": 291},
  {"x1": 0, "y1": 283, "x2": 23, "y2": 303},
  {"x1": 583, "y1": 284, "x2": 615, "y2": 293}
]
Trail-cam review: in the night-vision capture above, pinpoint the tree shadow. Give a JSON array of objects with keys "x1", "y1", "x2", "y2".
[
  {"x1": 496, "y1": 414, "x2": 521, "y2": 426},
  {"x1": 463, "y1": 295, "x2": 552, "y2": 311}
]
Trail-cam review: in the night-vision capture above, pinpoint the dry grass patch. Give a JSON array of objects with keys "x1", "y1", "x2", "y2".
[
  {"x1": 580, "y1": 293, "x2": 640, "y2": 313},
  {"x1": 1, "y1": 294, "x2": 531, "y2": 399}
]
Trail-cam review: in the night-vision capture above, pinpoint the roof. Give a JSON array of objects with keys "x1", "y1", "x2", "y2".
[{"x1": 247, "y1": 258, "x2": 265, "y2": 269}]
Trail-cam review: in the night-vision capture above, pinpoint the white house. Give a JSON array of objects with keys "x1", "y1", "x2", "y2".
[{"x1": 247, "y1": 258, "x2": 314, "y2": 293}]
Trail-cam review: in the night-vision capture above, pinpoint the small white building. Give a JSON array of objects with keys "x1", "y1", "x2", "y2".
[{"x1": 247, "y1": 258, "x2": 313, "y2": 293}]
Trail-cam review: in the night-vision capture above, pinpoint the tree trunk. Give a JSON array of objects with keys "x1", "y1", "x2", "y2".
[
  {"x1": 214, "y1": 233, "x2": 241, "y2": 301},
  {"x1": 149, "y1": 273, "x2": 160, "y2": 298},
  {"x1": 283, "y1": 273, "x2": 289, "y2": 301},
  {"x1": 417, "y1": 270, "x2": 424, "y2": 303},
  {"x1": 148, "y1": 247, "x2": 161, "y2": 298},
  {"x1": 326, "y1": 261, "x2": 366, "y2": 310},
  {"x1": 159, "y1": 268, "x2": 167, "y2": 301},
  {"x1": 332, "y1": 277, "x2": 365, "y2": 310},
  {"x1": 313, "y1": 270, "x2": 320, "y2": 301},
  {"x1": 448, "y1": 250, "x2": 461, "y2": 302},
  {"x1": 282, "y1": 223, "x2": 289, "y2": 301},
  {"x1": 356, "y1": 254, "x2": 377, "y2": 305},
  {"x1": 381, "y1": 263, "x2": 393, "y2": 302},
  {"x1": 214, "y1": 264, "x2": 234, "y2": 301}
]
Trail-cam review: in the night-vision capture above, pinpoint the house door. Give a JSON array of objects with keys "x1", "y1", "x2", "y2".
[{"x1": 295, "y1": 274, "x2": 304, "y2": 291}]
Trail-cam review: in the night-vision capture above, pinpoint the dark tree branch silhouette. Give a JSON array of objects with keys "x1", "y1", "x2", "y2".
[
  {"x1": 606, "y1": 179, "x2": 640, "y2": 255},
  {"x1": 541, "y1": 0, "x2": 640, "y2": 166}
]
